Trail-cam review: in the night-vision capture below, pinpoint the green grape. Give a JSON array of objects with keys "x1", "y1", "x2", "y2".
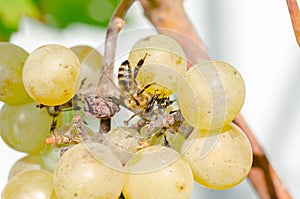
[
  {"x1": 128, "y1": 34, "x2": 187, "y2": 97},
  {"x1": 42, "y1": 122, "x2": 96, "y2": 171},
  {"x1": 2, "y1": 170, "x2": 55, "y2": 199},
  {"x1": 70, "y1": 45, "x2": 103, "y2": 92},
  {"x1": 22, "y1": 44, "x2": 81, "y2": 106},
  {"x1": 177, "y1": 61, "x2": 245, "y2": 130},
  {"x1": 181, "y1": 123, "x2": 253, "y2": 190},
  {"x1": 0, "y1": 102, "x2": 62, "y2": 154},
  {"x1": 41, "y1": 145, "x2": 61, "y2": 173},
  {"x1": 0, "y1": 42, "x2": 33, "y2": 105},
  {"x1": 8, "y1": 155, "x2": 46, "y2": 179},
  {"x1": 166, "y1": 131, "x2": 185, "y2": 153},
  {"x1": 123, "y1": 146, "x2": 194, "y2": 199},
  {"x1": 54, "y1": 143, "x2": 124, "y2": 199}
]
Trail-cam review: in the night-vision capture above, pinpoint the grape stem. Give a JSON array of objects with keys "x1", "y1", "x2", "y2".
[
  {"x1": 139, "y1": 0, "x2": 292, "y2": 198},
  {"x1": 97, "y1": 0, "x2": 135, "y2": 134},
  {"x1": 287, "y1": 0, "x2": 300, "y2": 47}
]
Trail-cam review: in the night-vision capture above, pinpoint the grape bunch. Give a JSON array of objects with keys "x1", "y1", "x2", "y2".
[{"x1": 0, "y1": 34, "x2": 252, "y2": 199}]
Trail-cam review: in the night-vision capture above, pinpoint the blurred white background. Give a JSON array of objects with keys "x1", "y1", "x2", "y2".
[{"x1": 1, "y1": 0, "x2": 299, "y2": 198}]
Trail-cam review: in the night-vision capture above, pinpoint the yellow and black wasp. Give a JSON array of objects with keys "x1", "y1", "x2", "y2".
[{"x1": 117, "y1": 53, "x2": 173, "y2": 122}]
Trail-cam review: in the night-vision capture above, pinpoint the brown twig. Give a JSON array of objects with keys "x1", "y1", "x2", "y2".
[
  {"x1": 140, "y1": 0, "x2": 292, "y2": 198},
  {"x1": 96, "y1": 0, "x2": 135, "y2": 133},
  {"x1": 140, "y1": 0, "x2": 210, "y2": 65},
  {"x1": 234, "y1": 115, "x2": 292, "y2": 199},
  {"x1": 287, "y1": 0, "x2": 300, "y2": 47}
]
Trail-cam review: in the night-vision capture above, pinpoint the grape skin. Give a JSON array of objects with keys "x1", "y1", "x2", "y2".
[
  {"x1": 177, "y1": 61, "x2": 246, "y2": 130},
  {"x1": 70, "y1": 45, "x2": 103, "y2": 92},
  {"x1": 0, "y1": 42, "x2": 33, "y2": 105},
  {"x1": 2, "y1": 170, "x2": 55, "y2": 199},
  {"x1": 0, "y1": 102, "x2": 62, "y2": 154},
  {"x1": 181, "y1": 123, "x2": 253, "y2": 190},
  {"x1": 54, "y1": 143, "x2": 124, "y2": 199},
  {"x1": 22, "y1": 44, "x2": 81, "y2": 106},
  {"x1": 103, "y1": 126, "x2": 145, "y2": 166},
  {"x1": 8, "y1": 155, "x2": 46, "y2": 180},
  {"x1": 41, "y1": 145, "x2": 61, "y2": 173},
  {"x1": 123, "y1": 146, "x2": 194, "y2": 199},
  {"x1": 128, "y1": 34, "x2": 187, "y2": 97}
]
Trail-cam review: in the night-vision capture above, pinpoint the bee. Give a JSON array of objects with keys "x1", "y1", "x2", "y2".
[{"x1": 117, "y1": 53, "x2": 171, "y2": 123}]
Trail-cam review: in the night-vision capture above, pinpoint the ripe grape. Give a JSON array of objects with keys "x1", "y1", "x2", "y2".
[
  {"x1": 0, "y1": 102, "x2": 62, "y2": 154},
  {"x1": 177, "y1": 61, "x2": 245, "y2": 130},
  {"x1": 2, "y1": 170, "x2": 55, "y2": 199},
  {"x1": 181, "y1": 123, "x2": 252, "y2": 190},
  {"x1": 70, "y1": 45, "x2": 102, "y2": 92},
  {"x1": 103, "y1": 126, "x2": 146, "y2": 165},
  {"x1": 8, "y1": 155, "x2": 46, "y2": 179},
  {"x1": 0, "y1": 42, "x2": 33, "y2": 105},
  {"x1": 128, "y1": 34, "x2": 187, "y2": 97},
  {"x1": 123, "y1": 146, "x2": 194, "y2": 199},
  {"x1": 22, "y1": 44, "x2": 81, "y2": 106},
  {"x1": 136, "y1": 63, "x2": 184, "y2": 96},
  {"x1": 54, "y1": 143, "x2": 124, "y2": 199}
]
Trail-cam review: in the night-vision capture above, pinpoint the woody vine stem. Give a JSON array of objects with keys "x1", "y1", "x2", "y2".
[{"x1": 98, "y1": 0, "x2": 296, "y2": 198}]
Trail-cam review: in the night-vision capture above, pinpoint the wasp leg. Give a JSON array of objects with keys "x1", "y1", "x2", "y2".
[
  {"x1": 134, "y1": 53, "x2": 149, "y2": 79},
  {"x1": 145, "y1": 93, "x2": 159, "y2": 113},
  {"x1": 123, "y1": 113, "x2": 139, "y2": 126},
  {"x1": 137, "y1": 82, "x2": 155, "y2": 95}
]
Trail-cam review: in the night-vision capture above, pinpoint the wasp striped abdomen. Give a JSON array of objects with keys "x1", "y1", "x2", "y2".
[{"x1": 118, "y1": 60, "x2": 137, "y2": 93}]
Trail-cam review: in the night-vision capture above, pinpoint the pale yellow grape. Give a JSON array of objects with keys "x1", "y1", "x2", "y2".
[
  {"x1": 0, "y1": 42, "x2": 33, "y2": 105},
  {"x1": 2, "y1": 170, "x2": 55, "y2": 199},
  {"x1": 8, "y1": 155, "x2": 46, "y2": 179},
  {"x1": 71, "y1": 45, "x2": 102, "y2": 91},
  {"x1": 123, "y1": 146, "x2": 193, "y2": 199},
  {"x1": 181, "y1": 123, "x2": 252, "y2": 190},
  {"x1": 136, "y1": 64, "x2": 184, "y2": 96},
  {"x1": 54, "y1": 143, "x2": 124, "y2": 199},
  {"x1": 103, "y1": 126, "x2": 146, "y2": 165},
  {"x1": 0, "y1": 102, "x2": 62, "y2": 154},
  {"x1": 177, "y1": 61, "x2": 245, "y2": 130},
  {"x1": 128, "y1": 34, "x2": 187, "y2": 97},
  {"x1": 22, "y1": 44, "x2": 81, "y2": 106}
]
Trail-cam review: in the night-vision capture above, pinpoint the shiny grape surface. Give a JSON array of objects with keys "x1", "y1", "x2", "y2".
[
  {"x1": 129, "y1": 34, "x2": 187, "y2": 97},
  {"x1": 2, "y1": 170, "x2": 55, "y2": 199},
  {"x1": 123, "y1": 146, "x2": 194, "y2": 199},
  {"x1": 8, "y1": 155, "x2": 46, "y2": 179},
  {"x1": 0, "y1": 102, "x2": 62, "y2": 154},
  {"x1": 54, "y1": 143, "x2": 124, "y2": 199},
  {"x1": 22, "y1": 44, "x2": 81, "y2": 106},
  {"x1": 0, "y1": 42, "x2": 33, "y2": 105},
  {"x1": 181, "y1": 123, "x2": 252, "y2": 190},
  {"x1": 177, "y1": 61, "x2": 245, "y2": 130}
]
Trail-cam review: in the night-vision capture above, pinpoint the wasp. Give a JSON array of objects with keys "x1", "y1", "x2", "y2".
[{"x1": 117, "y1": 53, "x2": 173, "y2": 123}]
